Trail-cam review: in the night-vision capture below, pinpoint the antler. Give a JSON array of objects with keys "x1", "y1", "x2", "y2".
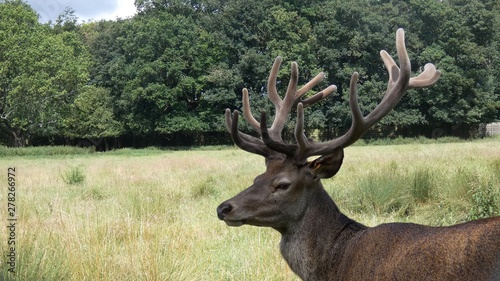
[
  {"x1": 225, "y1": 57, "x2": 337, "y2": 157},
  {"x1": 225, "y1": 28, "x2": 441, "y2": 160}
]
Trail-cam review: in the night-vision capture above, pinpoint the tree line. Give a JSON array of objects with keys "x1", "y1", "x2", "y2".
[{"x1": 1, "y1": 0, "x2": 499, "y2": 148}]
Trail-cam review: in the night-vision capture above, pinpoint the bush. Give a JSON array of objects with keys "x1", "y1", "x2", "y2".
[
  {"x1": 191, "y1": 176, "x2": 219, "y2": 198},
  {"x1": 467, "y1": 183, "x2": 499, "y2": 220},
  {"x1": 61, "y1": 167, "x2": 86, "y2": 185}
]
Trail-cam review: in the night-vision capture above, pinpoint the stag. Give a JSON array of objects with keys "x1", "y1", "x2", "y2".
[{"x1": 216, "y1": 29, "x2": 500, "y2": 280}]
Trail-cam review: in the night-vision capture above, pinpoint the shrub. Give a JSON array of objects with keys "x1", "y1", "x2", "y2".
[
  {"x1": 61, "y1": 167, "x2": 86, "y2": 185},
  {"x1": 191, "y1": 176, "x2": 219, "y2": 198},
  {"x1": 467, "y1": 183, "x2": 498, "y2": 220}
]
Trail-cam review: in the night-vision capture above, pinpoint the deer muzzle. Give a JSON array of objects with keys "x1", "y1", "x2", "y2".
[{"x1": 217, "y1": 201, "x2": 244, "y2": 227}]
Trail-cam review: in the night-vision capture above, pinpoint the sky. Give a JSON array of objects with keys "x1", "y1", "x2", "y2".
[{"x1": 25, "y1": 0, "x2": 137, "y2": 23}]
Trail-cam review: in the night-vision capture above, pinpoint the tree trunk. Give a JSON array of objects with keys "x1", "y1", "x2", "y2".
[{"x1": 11, "y1": 128, "x2": 26, "y2": 147}]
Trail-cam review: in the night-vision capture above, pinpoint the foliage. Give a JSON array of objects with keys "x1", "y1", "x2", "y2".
[
  {"x1": 467, "y1": 183, "x2": 499, "y2": 220},
  {"x1": 1, "y1": 0, "x2": 499, "y2": 146},
  {"x1": 61, "y1": 166, "x2": 86, "y2": 185},
  {"x1": 0, "y1": 1, "x2": 91, "y2": 146},
  {"x1": 64, "y1": 85, "x2": 123, "y2": 142}
]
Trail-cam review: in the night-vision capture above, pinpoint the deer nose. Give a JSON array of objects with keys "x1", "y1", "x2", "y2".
[{"x1": 217, "y1": 202, "x2": 233, "y2": 220}]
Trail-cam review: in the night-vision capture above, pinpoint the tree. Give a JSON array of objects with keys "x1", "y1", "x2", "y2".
[
  {"x1": 83, "y1": 7, "x2": 228, "y2": 142},
  {"x1": 409, "y1": 0, "x2": 500, "y2": 134},
  {"x1": 0, "y1": 1, "x2": 89, "y2": 146},
  {"x1": 52, "y1": 7, "x2": 79, "y2": 33},
  {"x1": 64, "y1": 86, "x2": 123, "y2": 149},
  {"x1": 0, "y1": 1, "x2": 91, "y2": 146},
  {"x1": 4, "y1": 0, "x2": 500, "y2": 147},
  {"x1": 84, "y1": 0, "x2": 500, "y2": 142}
]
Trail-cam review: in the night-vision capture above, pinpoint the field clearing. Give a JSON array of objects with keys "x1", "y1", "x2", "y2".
[{"x1": 1, "y1": 140, "x2": 499, "y2": 280}]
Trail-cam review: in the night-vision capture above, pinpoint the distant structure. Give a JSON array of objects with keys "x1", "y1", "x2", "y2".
[{"x1": 486, "y1": 122, "x2": 500, "y2": 136}]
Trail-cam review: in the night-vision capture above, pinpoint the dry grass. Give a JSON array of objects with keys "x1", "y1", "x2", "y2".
[{"x1": 0, "y1": 140, "x2": 499, "y2": 280}]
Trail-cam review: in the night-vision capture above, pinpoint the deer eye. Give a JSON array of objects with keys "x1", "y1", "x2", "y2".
[{"x1": 275, "y1": 182, "x2": 291, "y2": 191}]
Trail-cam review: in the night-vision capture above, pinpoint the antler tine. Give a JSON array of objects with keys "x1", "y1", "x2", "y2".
[
  {"x1": 268, "y1": 56, "x2": 283, "y2": 107},
  {"x1": 298, "y1": 28, "x2": 440, "y2": 158},
  {"x1": 295, "y1": 103, "x2": 308, "y2": 156},
  {"x1": 295, "y1": 72, "x2": 363, "y2": 157},
  {"x1": 225, "y1": 109, "x2": 270, "y2": 157},
  {"x1": 292, "y1": 84, "x2": 337, "y2": 156},
  {"x1": 296, "y1": 72, "x2": 327, "y2": 97},
  {"x1": 260, "y1": 111, "x2": 297, "y2": 155},
  {"x1": 267, "y1": 61, "x2": 299, "y2": 138},
  {"x1": 409, "y1": 63, "x2": 441, "y2": 88},
  {"x1": 300, "y1": 85, "x2": 337, "y2": 108},
  {"x1": 242, "y1": 88, "x2": 260, "y2": 132}
]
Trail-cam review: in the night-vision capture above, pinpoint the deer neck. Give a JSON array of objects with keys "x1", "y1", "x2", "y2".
[{"x1": 278, "y1": 182, "x2": 366, "y2": 280}]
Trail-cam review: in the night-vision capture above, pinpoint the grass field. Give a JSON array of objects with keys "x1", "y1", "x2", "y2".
[{"x1": 0, "y1": 139, "x2": 499, "y2": 280}]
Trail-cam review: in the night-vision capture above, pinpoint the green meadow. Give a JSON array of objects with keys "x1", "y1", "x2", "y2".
[{"x1": 1, "y1": 139, "x2": 499, "y2": 280}]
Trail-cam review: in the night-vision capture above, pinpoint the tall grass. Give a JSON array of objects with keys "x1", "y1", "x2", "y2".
[{"x1": 0, "y1": 140, "x2": 499, "y2": 280}]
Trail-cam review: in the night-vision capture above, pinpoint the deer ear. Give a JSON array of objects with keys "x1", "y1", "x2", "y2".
[{"x1": 308, "y1": 147, "x2": 344, "y2": 179}]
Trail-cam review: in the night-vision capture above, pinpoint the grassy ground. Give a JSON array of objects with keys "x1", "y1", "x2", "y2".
[{"x1": 0, "y1": 139, "x2": 499, "y2": 280}]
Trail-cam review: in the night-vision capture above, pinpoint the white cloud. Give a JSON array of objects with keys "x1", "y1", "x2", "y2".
[
  {"x1": 80, "y1": 0, "x2": 136, "y2": 22},
  {"x1": 25, "y1": 0, "x2": 136, "y2": 23}
]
